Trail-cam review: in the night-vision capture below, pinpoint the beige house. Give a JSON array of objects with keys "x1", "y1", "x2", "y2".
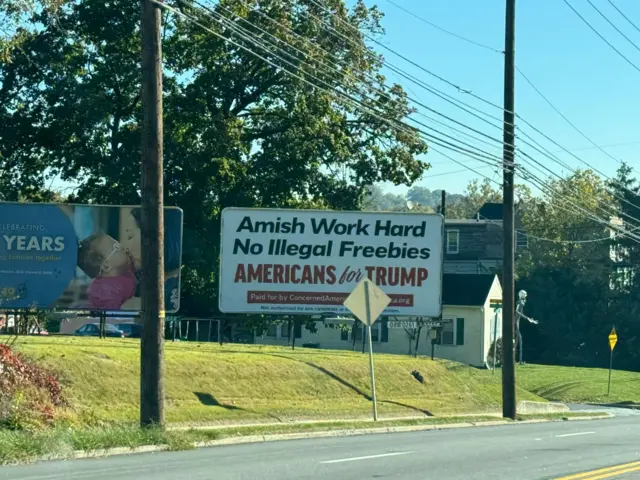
[{"x1": 256, "y1": 274, "x2": 503, "y2": 368}]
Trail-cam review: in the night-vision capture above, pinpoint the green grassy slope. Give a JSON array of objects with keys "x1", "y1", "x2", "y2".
[
  {"x1": 517, "y1": 363, "x2": 640, "y2": 405},
  {"x1": 13, "y1": 336, "x2": 542, "y2": 425}
]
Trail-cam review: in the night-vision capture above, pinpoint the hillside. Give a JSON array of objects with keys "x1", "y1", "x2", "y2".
[
  {"x1": 517, "y1": 363, "x2": 640, "y2": 405},
  {"x1": 13, "y1": 337, "x2": 541, "y2": 426}
]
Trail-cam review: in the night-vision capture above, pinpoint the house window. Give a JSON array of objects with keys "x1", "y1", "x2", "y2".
[
  {"x1": 441, "y1": 319, "x2": 455, "y2": 345},
  {"x1": 264, "y1": 324, "x2": 278, "y2": 337},
  {"x1": 440, "y1": 318, "x2": 465, "y2": 346},
  {"x1": 354, "y1": 324, "x2": 380, "y2": 342},
  {"x1": 516, "y1": 231, "x2": 528, "y2": 249},
  {"x1": 280, "y1": 323, "x2": 291, "y2": 338},
  {"x1": 446, "y1": 230, "x2": 459, "y2": 254}
]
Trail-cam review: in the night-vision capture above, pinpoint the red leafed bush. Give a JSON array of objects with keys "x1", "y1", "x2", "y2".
[{"x1": 0, "y1": 344, "x2": 66, "y2": 428}]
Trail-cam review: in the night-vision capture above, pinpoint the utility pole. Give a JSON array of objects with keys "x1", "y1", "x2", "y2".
[
  {"x1": 140, "y1": 0, "x2": 165, "y2": 427},
  {"x1": 501, "y1": 0, "x2": 517, "y2": 420}
]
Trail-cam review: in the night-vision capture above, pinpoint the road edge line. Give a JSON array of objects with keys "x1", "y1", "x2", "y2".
[{"x1": 62, "y1": 414, "x2": 612, "y2": 461}]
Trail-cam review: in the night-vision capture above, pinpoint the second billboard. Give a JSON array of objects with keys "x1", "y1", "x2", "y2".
[
  {"x1": 219, "y1": 208, "x2": 443, "y2": 317},
  {"x1": 0, "y1": 202, "x2": 183, "y2": 312}
]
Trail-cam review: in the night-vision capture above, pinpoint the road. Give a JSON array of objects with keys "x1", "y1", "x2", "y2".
[{"x1": 3, "y1": 414, "x2": 640, "y2": 480}]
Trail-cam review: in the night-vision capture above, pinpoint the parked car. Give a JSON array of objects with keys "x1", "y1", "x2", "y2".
[
  {"x1": 74, "y1": 323, "x2": 124, "y2": 338},
  {"x1": 116, "y1": 322, "x2": 143, "y2": 338}
]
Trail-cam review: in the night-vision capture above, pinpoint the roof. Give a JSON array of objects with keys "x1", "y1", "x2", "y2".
[
  {"x1": 445, "y1": 219, "x2": 492, "y2": 225},
  {"x1": 475, "y1": 203, "x2": 503, "y2": 220},
  {"x1": 442, "y1": 274, "x2": 498, "y2": 306}
]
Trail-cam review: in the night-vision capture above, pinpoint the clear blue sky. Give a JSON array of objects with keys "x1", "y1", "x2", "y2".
[{"x1": 367, "y1": 0, "x2": 640, "y2": 196}]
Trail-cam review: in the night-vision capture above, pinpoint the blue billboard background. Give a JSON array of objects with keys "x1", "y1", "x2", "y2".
[{"x1": 0, "y1": 203, "x2": 183, "y2": 312}]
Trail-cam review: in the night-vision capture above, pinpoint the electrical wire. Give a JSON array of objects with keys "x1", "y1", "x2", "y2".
[
  {"x1": 586, "y1": 0, "x2": 640, "y2": 53},
  {"x1": 293, "y1": 0, "x2": 640, "y2": 217},
  {"x1": 607, "y1": 0, "x2": 640, "y2": 35},
  {"x1": 563, "y1": 0, "x2": 640, "y2": 74},
  {"x1": 383, "y1": 0, "x2": 503, "y2": 54},
  {"x1": 515, "y1": 65, "x2": 626, "y2": 167},
  {"x1": 380, "y1": 0, "x2": 640, "y2": 196},
  {"x1": 187, "y1": 0, "x2": 509, "y2": 167},
  {"x1": 161, "y1": 0, "x2": 640, "y2": 244},
  {"x1": 165, "y1": 0, "x2": 507, "y2": 171}
]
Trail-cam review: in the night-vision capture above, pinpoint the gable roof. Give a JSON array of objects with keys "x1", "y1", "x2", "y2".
[
  {"x1": 475, "y1": 202, "x2": 503, "y2": 220},
  {"x1": 442, "y1": 274, "x2": 498, "y2": 306}
]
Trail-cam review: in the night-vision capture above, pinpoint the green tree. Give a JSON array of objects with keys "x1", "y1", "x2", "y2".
[
  {"x1": 446, "y1": 179, "x2": 502, "y2": 219},
  {"x1": 0, "y1": 0, "x2": 429, "y2": 315},
  {"x1": 516, "y1": 170, "x2": 614, "y2": 366}
]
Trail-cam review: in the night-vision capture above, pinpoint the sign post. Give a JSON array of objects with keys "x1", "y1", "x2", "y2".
[
  {"x1": 344, "y1": 278, "x2": 391, "y2": 422},
  {"x1": 489, "y1": 300, "x2": 502, "y2": 373},
  {"x1": 608, "y1": 326, "x2": 618, "y2": 396}
]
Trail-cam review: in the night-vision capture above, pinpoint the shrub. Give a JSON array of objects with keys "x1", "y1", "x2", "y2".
[{"x1": 0, "y1": 344, "x2": 65, "y2": 429}]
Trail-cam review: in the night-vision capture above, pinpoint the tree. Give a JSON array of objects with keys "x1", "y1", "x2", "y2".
[
  {"x1": 406, "y1": 186, "x2": 462, "y2": 211},
  {"x1": 361, "y1": 185, "x2": 407, "y2": 211},
  {"x1": 446, "y1": 179, "x2": 502, "y2": 219},
  {"x1": 515, "y1": 170, "x2": 614, "y2": 366},
  {"x1": 0, "y1": 0, "x2": 430, "y2": 315}
]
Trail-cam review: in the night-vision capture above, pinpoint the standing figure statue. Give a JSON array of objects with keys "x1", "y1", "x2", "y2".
[{"x1": 515, "y1": 290, "x2": 538, "y2": 364}]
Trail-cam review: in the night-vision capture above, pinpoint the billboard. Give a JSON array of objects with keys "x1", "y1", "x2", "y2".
[
  {"x1": 219, "y1": 208, "x2": 443, "y2": 317},
  {"x1": 0, "y1": 202, "x2": 183, "y2": 312}
]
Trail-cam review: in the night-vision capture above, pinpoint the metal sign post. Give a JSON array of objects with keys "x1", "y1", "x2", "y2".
[
  {"x1": 489, "y1": 300, "x2": 502, "y2": 373},
  {"x1": 344, "y1": 278, "x2": 391, "y2": 422},
  {"x1": 608, "y1": 326, "x2": 618, "y2": 396}
]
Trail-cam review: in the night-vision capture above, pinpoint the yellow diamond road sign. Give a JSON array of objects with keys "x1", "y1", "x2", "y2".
[
  {"x1": 609, "y1": 327, "x2": 618, "y2": 351},
  {"x1": 343, "y1": 278, "x2": 391, "y2": 327}
]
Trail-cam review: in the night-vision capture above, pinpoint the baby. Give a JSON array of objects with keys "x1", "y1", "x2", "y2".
[{"x1": 77, "y1": 234, "x2": 137, "y2": 310}]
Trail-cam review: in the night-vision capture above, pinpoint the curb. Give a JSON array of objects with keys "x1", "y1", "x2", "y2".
[{"x1": 67, "y1": 414, "x2": 613, "y2": 460}]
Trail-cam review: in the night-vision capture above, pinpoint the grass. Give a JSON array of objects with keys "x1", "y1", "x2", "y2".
[
  {"x1": 12, "y1": 336, "x2": 542, "y2": 425},
  {"x1": 517, "y1": 363, "x2": 640, "y2": 405},
  {"x1": 0, "y1": 413, "x2": 604, "y2": 466}
]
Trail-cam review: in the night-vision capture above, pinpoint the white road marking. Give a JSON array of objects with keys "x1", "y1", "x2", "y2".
[
  {"x1": 555, "y1": 431, "x2": 595, "y2": 438},
  {"x1": 321, "y1": 451, "x2": 415, "y2": 464}
]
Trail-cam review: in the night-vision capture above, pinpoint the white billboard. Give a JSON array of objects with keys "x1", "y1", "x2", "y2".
[{"x1": 219, "y1": 208, "x2": 443, "y2": 317}]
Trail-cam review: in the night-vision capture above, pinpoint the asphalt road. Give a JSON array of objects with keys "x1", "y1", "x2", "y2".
[{"x1": 4, "y1": 415, "x2": 640, "y2": 480}]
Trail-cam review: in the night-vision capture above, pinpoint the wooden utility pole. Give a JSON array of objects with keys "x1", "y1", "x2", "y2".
[
  {"x1": 140, "y1": 0, "x2": 165, "y2": 427},
  {"x1": 501, "y1": 0, "x2": 517, "y2": 420}
]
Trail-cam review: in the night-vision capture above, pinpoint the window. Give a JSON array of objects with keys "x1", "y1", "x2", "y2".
[
  {"x1": 440, "y1": 318, "x2": 465, "y2": 346},
  {"x1": 446, "y1": 230, "x2": 459, "y2": 254},
  {"x1": 353, "y1": 324, "x2": 380, "y2": 342},
  {"x1": 441, "y1": 319, "x2": 455, "y2": 345},
  {"x1": 280, "y1": 323, "x2": 290, "y2": 338},
  {"x1": 264, "y1": 324, "x2": 278, "y2": 337}
]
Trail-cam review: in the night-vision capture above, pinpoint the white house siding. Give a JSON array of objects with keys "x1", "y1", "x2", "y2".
[
  {"x1": 433, "y1": 306, "x2": 483, "y2": 367},
  {"x1": 256, "y1": 305, "x2": 488, "y2": 367}
]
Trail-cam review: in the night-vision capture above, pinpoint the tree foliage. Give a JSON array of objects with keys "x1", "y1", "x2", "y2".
[{"x1": 0, "y1": 0, "x2": 429, "y2": 315}]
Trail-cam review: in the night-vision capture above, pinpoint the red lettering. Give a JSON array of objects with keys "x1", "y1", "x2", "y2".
[{"x1": 234, "y1": 264, "x2": 246, "y2": 283}]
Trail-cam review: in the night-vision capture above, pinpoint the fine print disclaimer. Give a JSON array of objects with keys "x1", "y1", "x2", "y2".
[{"x1": 388, "y1": 320, "x2": 443, "y2": 329}]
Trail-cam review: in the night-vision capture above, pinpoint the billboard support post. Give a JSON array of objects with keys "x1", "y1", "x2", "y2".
[{"x1": 140, "y1": 0, "x2": 165, "y2": 428}]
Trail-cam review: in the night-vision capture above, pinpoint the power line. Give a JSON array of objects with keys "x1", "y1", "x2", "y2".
[
  {"x1": 213, "y1": 0, "x2": 640, "y2": 226},
  {"x1": 168, "y1": 0, "x2": 506, "y2": 170},
  {"x1": 587, "y1": 0, "x2": 640, "y2": 53},
  {"x1": 308, "y1": 0, "x2": 640, "y2": 216},
  {"x1": 563, "y1": 0, "x2": 640, "y2": 74},
  {"x1": 383, "y1": 0, "x2": 503, "y2": 54},
  {"x1": 607, "y1": 0, "x2": 640, "y2": 35},
  {"x1": 167, "y1": 0, "x2": 640, "y2": 242},
  {"x1": 515, "y1": 65, "x2": 630, "y2": 168}
]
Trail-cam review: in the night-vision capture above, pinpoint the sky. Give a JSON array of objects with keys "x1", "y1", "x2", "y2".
[{"x1": 366, "y1": 0, "x2": 640, "y2": 196}]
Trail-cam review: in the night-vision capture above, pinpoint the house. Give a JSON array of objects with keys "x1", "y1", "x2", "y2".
[
  {"x1": 444, "y1": 202, "x2": 526, "y2": 275},
  {"x1": 256, "y1": 274, "x2": 503, "y2": 368}
]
